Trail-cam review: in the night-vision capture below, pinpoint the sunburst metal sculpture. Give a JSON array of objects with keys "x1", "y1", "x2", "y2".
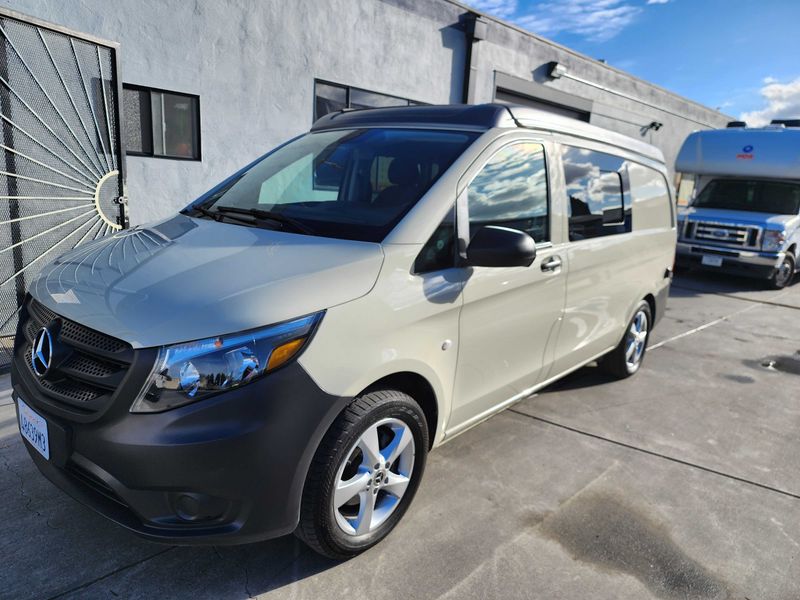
[{"x1": 0, "y1": 13, "x2": 124, "y2": 363}]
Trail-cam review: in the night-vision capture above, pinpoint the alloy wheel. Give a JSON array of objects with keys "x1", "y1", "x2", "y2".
[
  {"x1": 774, "y1": 257, "x2": 793, "y2": 288},
  {"x1": 625, "y1": 309, "x2": 649, "y2": 371},
  {"x1": 333, "y1": 418, "x2": 416, "y2": 537}
]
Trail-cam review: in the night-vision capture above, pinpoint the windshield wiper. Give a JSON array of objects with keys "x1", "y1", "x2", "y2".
[
  {"x1": 183, "y1": 205, "x2": 223, "y2": 221},
  {"x1": 214, "y1": 205, "x2": 316, "y2": 235}
]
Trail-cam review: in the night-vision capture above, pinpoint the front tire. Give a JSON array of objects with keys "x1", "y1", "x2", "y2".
[
  {"x1": 296, "y1": 389, "x2": 428, "y2": 559},
  {"x1": 770, "y1": 253, "x2": 795, "y2": 290},
  {"x1": 600, "y1": 300, "x2": 652, "y2": 379}
]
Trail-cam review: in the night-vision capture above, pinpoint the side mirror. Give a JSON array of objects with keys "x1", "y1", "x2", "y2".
[{"x1": 466, "y1": 226, "x2": 537, "y2": 268}]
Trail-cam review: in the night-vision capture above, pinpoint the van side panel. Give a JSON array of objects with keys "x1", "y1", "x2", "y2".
[
  {"x1": 627, "y1": 162, "x2": 676, "y2": 325},
  {"x1": 549, "y1": 142, "x2": 675, "y2": 376}
]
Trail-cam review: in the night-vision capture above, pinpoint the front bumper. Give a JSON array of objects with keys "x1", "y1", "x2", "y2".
[
  {"x1": 676, "y1": 241, "x2": 784, "y2": 279},
  {"x1": 12, "y1": 357, "x2": 349, "y2": 545}
]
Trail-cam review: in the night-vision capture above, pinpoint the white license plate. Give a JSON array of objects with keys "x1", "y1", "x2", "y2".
[
  {"x1": 18, "y1": 398, "x2": 50, "y2": 460},
  {"x1": 701, "y1": 255, "x2": 723, "y2": 267}
]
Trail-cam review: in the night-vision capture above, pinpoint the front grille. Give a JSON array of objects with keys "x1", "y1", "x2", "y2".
[
  {"x1": 28, "y1": 299, "x2": 128, "y2": 355},
  {"x1": 683, "y1": 221, "x2": 761, "y2": 249},
  {"x1": 18, "y1": 297, "x2": 133, "y2": 416}
]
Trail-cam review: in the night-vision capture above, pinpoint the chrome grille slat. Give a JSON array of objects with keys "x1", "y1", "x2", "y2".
[{"x1": 683, "y1": 220, "x2": 761, "y2": 249}]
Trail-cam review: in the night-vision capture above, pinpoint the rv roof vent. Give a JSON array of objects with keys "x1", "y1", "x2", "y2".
[
  {"x1": 770, "y1": 119, "x2": 800, "y2": 127},
  {"x1": 726, "y1": 120, "x2": 747, "y2": 128}
]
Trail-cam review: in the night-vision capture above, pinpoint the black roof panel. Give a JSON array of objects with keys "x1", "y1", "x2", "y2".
[{"x1": 311, "y1": 103, "x2": 517, "y2": 131}]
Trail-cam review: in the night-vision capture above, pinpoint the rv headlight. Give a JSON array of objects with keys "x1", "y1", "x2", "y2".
[
  {"x1": 130, "y1": 312, "x2": 324, "y2": 413},
  {"x1": 763, "y1": 230, "x2": 786, "y2": 252}
]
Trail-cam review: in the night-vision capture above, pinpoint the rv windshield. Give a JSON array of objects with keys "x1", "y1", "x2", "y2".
[
  {"x1": 184, "y1": 128, "x2": 478, "y2": 242},
  {"x1": 693, "y1": 179, "x2": 800, "y2": 215}
]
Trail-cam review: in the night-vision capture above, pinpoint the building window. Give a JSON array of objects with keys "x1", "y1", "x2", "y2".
[
  {"x1": 314, "y1": 80, "x2": 422, "y2": 121},
  {"x1": 123, "y1": 85, "x2": 200, "y2": 160},
  {"x1": 563, "y1": 146, "x2": 631, "y2": 241}
]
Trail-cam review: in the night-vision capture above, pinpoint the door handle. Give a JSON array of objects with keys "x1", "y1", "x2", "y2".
[{"x1": 541, "y1": 255, "x2": 562, "y2": 272}]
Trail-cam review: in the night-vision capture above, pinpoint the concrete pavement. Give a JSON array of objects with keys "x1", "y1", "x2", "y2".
[{"x1": 1, "y1": 270, "x2": 799, "y2": 599}]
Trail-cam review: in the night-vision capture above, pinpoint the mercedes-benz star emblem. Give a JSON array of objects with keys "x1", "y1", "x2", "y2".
[{"x1": 31, "y1": 327, "x2": 53, "y2": 377}]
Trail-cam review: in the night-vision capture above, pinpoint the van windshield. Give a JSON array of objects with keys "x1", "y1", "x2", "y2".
[
  {"x1": 185, "y1": 128, "x2": 478, "y2": 242},
  {"x1": 693, "y1": 179, "x2": 800, "y2": 215}
]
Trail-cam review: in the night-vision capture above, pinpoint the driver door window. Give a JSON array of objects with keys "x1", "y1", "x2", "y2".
[{"x1": 467, "y1": 142, "x2": 549, "y2": 243}]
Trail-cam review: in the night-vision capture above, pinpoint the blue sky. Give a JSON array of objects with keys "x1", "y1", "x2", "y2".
[{"x1": 466, "y1": 0, "x2": 800, "y2": 125}]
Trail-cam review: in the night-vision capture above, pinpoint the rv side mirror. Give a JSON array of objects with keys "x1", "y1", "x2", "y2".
[{"x1": 466, "y1": 226, "x2": 537, "y2": 268}]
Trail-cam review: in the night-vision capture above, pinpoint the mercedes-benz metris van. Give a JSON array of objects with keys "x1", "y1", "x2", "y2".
[{"x1": 12, "y1": 104, "x2": 676, "y2": 558}]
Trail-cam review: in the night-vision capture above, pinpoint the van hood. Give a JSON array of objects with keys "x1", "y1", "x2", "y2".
[
  {"x1": 679, "y1": 207, "x2": 799, "y2": 231},
  {"x1": 29, "y1": 214, "x2": 385, "y2": 348}
]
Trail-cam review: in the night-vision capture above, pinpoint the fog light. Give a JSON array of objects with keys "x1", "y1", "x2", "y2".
[{"x1": 171, "y1": 492, "x2": 228, "y2": 522}]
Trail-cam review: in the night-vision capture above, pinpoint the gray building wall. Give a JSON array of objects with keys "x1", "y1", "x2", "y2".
[
  {"x1": 465, "y1": 13, "x2": 730, "y2": 172},
  {"x1": 1, "y1": 0, "x2": 729, "y2": 226}
]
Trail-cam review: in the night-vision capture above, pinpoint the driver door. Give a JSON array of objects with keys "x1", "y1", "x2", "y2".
[{"x1": 448, "y1": 139, "x2": 567, "y2": 433}]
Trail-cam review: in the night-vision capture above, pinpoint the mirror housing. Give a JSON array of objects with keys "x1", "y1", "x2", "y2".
[{"x1": 466, "y1": 226, "x2": 537, "y2": 268}]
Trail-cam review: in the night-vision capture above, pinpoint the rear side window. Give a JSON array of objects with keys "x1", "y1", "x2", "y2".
[
  {"x1": 563, "y1": 146, "x2": 631, "y2": 241},
  {"x1": 466, "y1": 142, "x2": 549, "y2": 243},
  {"x1": 628, "y1": 163, "x2": 673, "y2": 229}
]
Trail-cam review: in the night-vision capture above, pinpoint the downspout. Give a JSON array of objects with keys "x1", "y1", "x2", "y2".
[{"x1": 461, "y1": 13, "x2": 487, "y2": 104}]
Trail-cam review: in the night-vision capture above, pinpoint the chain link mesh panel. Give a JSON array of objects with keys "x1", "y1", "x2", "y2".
[{"x1": 0, "y1": 14, "x2": 124, "y2": 368}]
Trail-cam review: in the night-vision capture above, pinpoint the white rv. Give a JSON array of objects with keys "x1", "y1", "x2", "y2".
[{"x1": 675, "y1": 123, "x2": 800, "y2": 288}]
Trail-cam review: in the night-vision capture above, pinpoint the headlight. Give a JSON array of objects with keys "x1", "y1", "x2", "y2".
[
  {"x1": 763, "y1": 230, "x2": 786, "y2": 252},
  {"x1": 130, "y1": 312, "x2": 324, "y2": 413}
]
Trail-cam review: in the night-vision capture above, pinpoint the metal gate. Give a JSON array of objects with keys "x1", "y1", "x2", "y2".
[{"x1": 0, "y1": 8, "x2": 126, "y2": 369}]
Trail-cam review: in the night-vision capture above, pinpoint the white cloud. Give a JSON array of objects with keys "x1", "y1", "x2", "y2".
[
  {"x1": 763, "y1": 76, "x2": 778, "y2": 84},
  {"x1": 740, "y1": 77, "x2": 800, "y2": 126},
  {"x1": 514, "y1": 0, "x2": 643, "y2": 43},
  {"x1": 646, "y1": 0, "x2": 670, "y2": 4},
  {"x1": 466, "y1": 0, "x2": 518, "y2": 19}
]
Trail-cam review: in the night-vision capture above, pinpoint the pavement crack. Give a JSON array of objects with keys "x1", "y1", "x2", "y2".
[
  {"x1": 0, "y1": 448, "x2": 56, "y2": 527},
  {"x1": 45, "y1": 546, "x2": 176, "y2": 600},
  {"x1": 243, "y1": 552, "x2": 254, "y2": 599},
  {"x1": 671, "y1": 283, "x2": 800, "y2": 311},
  {"x1": 508, "y1": 408, "x2": 800, "y2": 502}
]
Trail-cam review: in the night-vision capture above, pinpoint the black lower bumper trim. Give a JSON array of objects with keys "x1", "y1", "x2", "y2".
[{"x1": 12, "y1": 361, "x2": 350, "y2": 545}]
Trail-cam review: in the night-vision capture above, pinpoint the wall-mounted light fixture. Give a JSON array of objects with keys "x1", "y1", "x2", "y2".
[
  {"x1": 541, "y1": 59, "x2": 720, "y2": 129},
  {"x1": 548, "y1": 61, "x2": 567, "y2": 79}
]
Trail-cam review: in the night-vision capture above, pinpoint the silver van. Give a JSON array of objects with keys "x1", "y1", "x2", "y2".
[
  {"x1": 675, "y1": 124, "x2": 800, "y2": 288},
  {"x1": 12, "y1": 104, "x2": 676, "y2": 558}
]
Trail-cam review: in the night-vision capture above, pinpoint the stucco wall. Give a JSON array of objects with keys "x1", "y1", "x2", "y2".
[
  {"x1": 1, "y1": 0, "x2": 729, "y2": 226},
  {"x1": 1, "y1": 0, "x2": 465, "y2": 224}
]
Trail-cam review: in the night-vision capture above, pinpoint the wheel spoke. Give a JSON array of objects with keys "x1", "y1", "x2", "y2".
[
  {"x1": 334, "y1": 471, "x2": 370, "y2": 508},
  {"x1": 383, "y1": 425, "x2": 413, "y2": 465},
  {"x1": 383, "y1": 472, "x2": 410, "y2": 499},
  {"x1": 625, "y1": 339, "x2": 636, "y2": 360},
  {"x1": 358, "y1": 425, "x2": 383, "y2": 468},
  {"x1": 354, "y1": 490, "x2": 377, "y2": 535}
]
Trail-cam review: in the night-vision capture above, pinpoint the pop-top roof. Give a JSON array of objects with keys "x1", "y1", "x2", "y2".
[
  {"x1": 676, "y1": 127, "x2": 800, "y2": 178},
  {"x1": 311, "y1": 103, "x2": 664, "y2": 164}
]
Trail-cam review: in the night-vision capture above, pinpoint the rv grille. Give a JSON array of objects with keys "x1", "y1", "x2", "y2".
[{"x1": 683, "y1": 221, "x2": 761, "y2": 249}]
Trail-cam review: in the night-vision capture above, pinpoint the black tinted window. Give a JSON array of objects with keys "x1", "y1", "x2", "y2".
[
  {"x1": 415, "y1": 205, "x2": 456, "y2": 273},
  {"x1": 467, "y1": 142, "x2": 549, "y2": 243},
  {"x1": 694, "y1": 179, "x2": 800, "y2": 215},
  {"x1": 564, "y1": 146, "x2": 630, "y2": 240}
]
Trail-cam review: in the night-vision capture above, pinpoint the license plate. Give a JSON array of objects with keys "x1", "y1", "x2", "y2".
[
  {"x1": 701, "y1": 255, "x2": 723, "y2": 267},
  {"x1": 18, "y1": 398, "x2": 50, "y2": 460}
]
